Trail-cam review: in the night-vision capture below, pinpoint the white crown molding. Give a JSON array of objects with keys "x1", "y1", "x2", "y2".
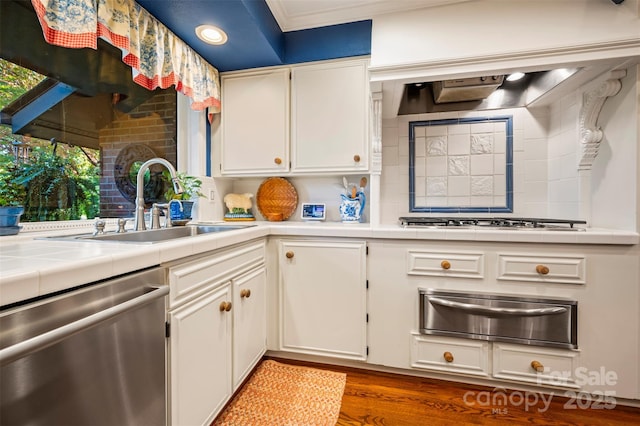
[
  {"x1": 578, "y1": 69, "x2": 627, "y2": 170},
  {"x1": 266, "y1": 0, "x2": 472, "y2": 32},
  {"x1": 369, "y1": 38, "x2": 640, "y2": 83}
]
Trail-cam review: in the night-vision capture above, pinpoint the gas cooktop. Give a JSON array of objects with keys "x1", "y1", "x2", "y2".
[{"x1": 398, "y1": 217, "x2": 587, "y2": 231}]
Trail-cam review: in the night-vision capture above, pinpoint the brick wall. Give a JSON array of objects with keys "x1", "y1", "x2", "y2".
[{"x1": 99, "y1": 90, "x2": 177, "y2": 218}]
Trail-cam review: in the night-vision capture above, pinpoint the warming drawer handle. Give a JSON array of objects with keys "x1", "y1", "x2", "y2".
[
  {"x1": 0, "y1": 285, "x2": 169, "y2": 367},
  {"x1": 428, "y1": 296, "x2": 567, "y2": 316}
]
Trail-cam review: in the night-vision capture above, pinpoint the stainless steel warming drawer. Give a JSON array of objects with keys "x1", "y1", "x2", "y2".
[{"x1": 419, "y1": 289, "x2": 577, "y2": 349}]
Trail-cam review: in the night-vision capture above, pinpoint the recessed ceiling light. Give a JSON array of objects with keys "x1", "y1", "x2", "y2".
[
  {"x1": 506, "y1": 72, "x2": 525, "y2": 82},
  {"x1": 195, "y1": 25, "x2": 228, "y2": 45}
]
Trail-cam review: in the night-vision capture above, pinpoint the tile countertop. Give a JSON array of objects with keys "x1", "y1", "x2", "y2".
[{"x1": 1, "y1": 221, "x2": 637, "y2": 307}]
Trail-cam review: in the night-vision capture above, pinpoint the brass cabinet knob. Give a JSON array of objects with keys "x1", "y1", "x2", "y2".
[
  {"x1": 274, "y1": 157, "x2": 282, "y2": 165},
  {"x1": 531, "y1": 360, "x2": 544, "y2": 372},
  {"x1": 536, "y1": 264, "x2": 550, "y2": 275},
  {"x1": 443, "y1": 351, "x2": 454, "y2": 363},
  {"x1": 219, "y1": 301, "x2": 232, "y2": 312},
  {"x1": 441, "y1": 260, "x2": 451, "y2": 270},
  {"x1": 240, "y1": 289, "x2": 251, "y2": 298},
  {"x1": 353, "y1": 154, "x2": 361, "y2": 162},
  {"x1": 285, "y1": 251, "x2": 294, "y2": 259}
]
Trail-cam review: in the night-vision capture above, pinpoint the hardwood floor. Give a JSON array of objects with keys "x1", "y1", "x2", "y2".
[{"x1": 267, "y1": 357, "x2": 640, "y2": 426}]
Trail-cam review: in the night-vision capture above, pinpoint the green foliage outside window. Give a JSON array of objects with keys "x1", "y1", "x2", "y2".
[
  {"x1": 1, "y1": 58, "x2": 100, "y2": 221},
  {"x1": 0, "y1": 150, "x2": 26, "y2": 206},
  {"x1": 13, "y1": 146, "x2": 100, "y2": 221},
  {"x1": 0, "y1": 141, "x2": 100, "y2": 221}
]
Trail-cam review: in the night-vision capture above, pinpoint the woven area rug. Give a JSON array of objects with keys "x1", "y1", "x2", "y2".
[{"x1": 213, "y1": 360, "x2": 347, "y2": 426}]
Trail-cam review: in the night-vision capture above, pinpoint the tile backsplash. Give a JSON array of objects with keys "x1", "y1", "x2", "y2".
[
  {"x1": 409, "y1": 116, "x2": 513, "y2": 213},
  {"x1": 380, "y1": 108, "x2": 550, "y2": 223},
  {"x1": 380, "y1": 65, "x2": 639, "y2": 229}
]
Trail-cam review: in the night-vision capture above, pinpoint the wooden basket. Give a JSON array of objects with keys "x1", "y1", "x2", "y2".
[{"x1": 256, "y1": 177, "x2": 298, "y2": 221}]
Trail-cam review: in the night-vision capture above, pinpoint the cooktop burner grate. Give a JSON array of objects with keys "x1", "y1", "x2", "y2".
[{"x1": 398, "y1": 217, "x2": 587, "y2": 231}]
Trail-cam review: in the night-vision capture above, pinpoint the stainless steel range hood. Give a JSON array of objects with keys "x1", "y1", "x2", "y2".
[
  {"x1": 432, "y1": 75, "x2": 505, "y2": 103},
  {"x1": 398, "y1": 68, "x2": 581, "y2": 115}
]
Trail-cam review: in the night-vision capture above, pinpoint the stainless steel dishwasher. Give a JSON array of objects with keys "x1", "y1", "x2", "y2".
[{"x1": 0, "y1": 266, "x2": 168, "y2": 426}]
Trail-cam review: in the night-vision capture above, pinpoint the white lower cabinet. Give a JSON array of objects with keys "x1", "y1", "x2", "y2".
[
  {"x1": 167, "y1": 241, "x2": 266, "y2": 426},
  {"x1": 411, "y1": 334, "x2": 490, "y2": 377},
  {"x1": 496, "y1": 253, "x2": 586, "y2": 285},
  {"x1": 411, "y1": 334, "x2": 579, "y2": 389},
  {"x1": 170, "y1": 284, "x2": 232, "y2": 426},
  {"x1": 492, "y1": 342, "x2": 579, "y2": 388},
  {"x1": 278, "y1": 239, "x2": 367, "y2": 360},
  {"x1": 232, "y1": 266, "x2": 267, "y2": 390}
]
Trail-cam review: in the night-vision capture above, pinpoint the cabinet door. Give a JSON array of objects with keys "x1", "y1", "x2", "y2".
[
  {"x1": 291, "y1": 60, "x2": 369, "y2": 173},
  {"x1": 170, "y1": 284, "x2": 232, "y2": 426},
  {"x1": 279, "y1": 240, "x2": 367, "y2": 360},
  {"x1": 221, "y1": 69, "x2": 290, "y2": 175},
  {"x1": 232, "y1": 266, "x2": 267, "y2": 390}
]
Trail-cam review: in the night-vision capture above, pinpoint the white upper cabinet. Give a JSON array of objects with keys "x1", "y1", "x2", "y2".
[
  {"x1": 221, "y1": 69, "x2": 290, "y2": 175},
  {"x1": 218, "y1": 58, "x2": 370, "y2": 176},
  {"x1": 291, "y1": 59, "x2": 369, "y2": 173}
]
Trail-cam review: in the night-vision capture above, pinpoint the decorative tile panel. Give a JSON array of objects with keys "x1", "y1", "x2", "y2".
[{"x1": 409, "y1": 116, "x2": 513, "y2": 213}]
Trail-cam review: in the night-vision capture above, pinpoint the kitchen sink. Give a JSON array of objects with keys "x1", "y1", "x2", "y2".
[{"x1": 40, "y1": 224, "x2": 255, "y2": 244}]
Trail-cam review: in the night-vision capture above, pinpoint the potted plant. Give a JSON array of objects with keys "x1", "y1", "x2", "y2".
[
  {"x1": 162, "y1": 171, "x2": 203, "y2": 220},
  {"x1": 0, "y1": 161, "x2": 26, "y2": 235}
]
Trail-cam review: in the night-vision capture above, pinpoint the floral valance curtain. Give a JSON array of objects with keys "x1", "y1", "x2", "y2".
[{"x1": 31, "y1": 0, "x2": 221, "y2": 113}]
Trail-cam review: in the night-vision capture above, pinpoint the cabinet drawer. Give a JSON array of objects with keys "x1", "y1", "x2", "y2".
[
  {"x1": 497, "y1": 253, "x2": 585, "y2": 284},
  {"x1": 169, "y1": 242, "x2": 265, "y2": 308},
  {"x1": 493, "y1": 343, "x2": 579, "y2": 388},
  {"x1": 411, "y1": 334, "x2": 489, "y2": 377},
  {"x1": 407, "y1": 250, "x2": 484, "y2": 279}
]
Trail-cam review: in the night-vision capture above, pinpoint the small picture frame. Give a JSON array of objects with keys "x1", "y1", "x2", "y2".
[{"x1": 301, "y1": 203, "x2": 326, "y2": 221}]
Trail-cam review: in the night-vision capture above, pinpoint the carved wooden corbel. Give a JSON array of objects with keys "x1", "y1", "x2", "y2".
[
  {"x1": 370, "y1": 83, "x2": 383, "y2": 175},
  {"x1": 578, "y1": 69, "x2": 626, "y2": 170}
]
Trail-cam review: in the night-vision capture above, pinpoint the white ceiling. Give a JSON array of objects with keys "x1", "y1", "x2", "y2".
[{"x1": 266, "y1": 0, "x2": 473, "y2": 31}]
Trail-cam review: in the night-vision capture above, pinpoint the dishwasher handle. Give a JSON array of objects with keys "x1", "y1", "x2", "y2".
[
  {"x1": 428, "y1": 296, "x2": 568, "y2": 317},
  {"x1": 0, "y1": 285, "x2": 169, "y2": 366}
]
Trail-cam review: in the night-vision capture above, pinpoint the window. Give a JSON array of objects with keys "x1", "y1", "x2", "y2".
[
  {"x1": 1, "y1": 47, "x2": 177, "y2": 222},
  {"x1": 1, "y1": 59, "x2": 101, "y2": 221},
  {"x1": 1, "y1": 0, "x2": 183, "y2": 223}
]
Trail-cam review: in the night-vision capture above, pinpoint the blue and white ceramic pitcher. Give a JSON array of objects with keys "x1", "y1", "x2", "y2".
[{"x1": 339, "y1": 191, "x2": 366, "y2": 223}]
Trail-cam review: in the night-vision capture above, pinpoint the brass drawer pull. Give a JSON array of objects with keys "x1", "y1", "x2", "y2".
[
  {"x1": 285, "y1": 251, "x2": 294, "y2": 259},
  {"x1": 536, "y1": 264, "x2": 550, "y2": 275},
  {"x1": 353, "y1": 154, "x2": 361, "y2": 162},
  {"x1": 441, "y1": 260, "x2": 451, "y2": 270},
  {"x1": 443, "y1": 351, "x2": 454, "y2": 363},
  {"x1": 274, "y1": 157, "x2": 282, "y2": 165},
  {"x1": 219, "y1": 301, "x2": 232, "y2": 312},
  {"x1": 240, "y1": 289, "x2": 251, "y2": 298},
  {"x1": 531, "y1": 360, "x2": 544, "y2": 372}
]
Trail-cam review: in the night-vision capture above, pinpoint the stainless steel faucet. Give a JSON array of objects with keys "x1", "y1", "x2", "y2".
[
  {"x1": 151, "y1": 203, "x2": 172, "y2": 229},
  {"x1": 134, "y1": 158, "x2": 184, "y2": 231},
  {"x1": 117, "y1": 217, "x2": 134, "y2": 233},
  {"x1": 93, "y1": 219, "x2": 106, "y2": 236}
]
